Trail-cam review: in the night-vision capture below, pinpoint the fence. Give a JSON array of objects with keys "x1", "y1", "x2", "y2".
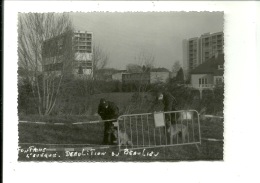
[
  {"x1": 19, "y1": 110, "x2": 205, "y2": 152},
  {"x1": 115, "y1": 110, "x2": 201, "y2": 151}
]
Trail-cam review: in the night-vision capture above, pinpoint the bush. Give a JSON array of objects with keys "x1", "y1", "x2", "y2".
[
  {"x1": 93, "y1": 80, "x2": 121, "y2": 93},
  {"x1": 122, "y1": 83, "x2": 154, "y2": 92},
  {"x1": 51, "y1": 79, "x2": 125, "y2": 115},
  {"x1": 18, "y1": 81, "x2": 38, "y2": 115},
  {"x1": 201, "y1": 90, "x2": 215, "y2": 114},
  {"x1": 161, "y1": 84, "x2": 224, "y2": 115},
  {"x1": 166, "y1": 84, "x2": 195, "y2": 110},
  {"x1": 18, "y1": 75, "x2": 224, "y2": 116},
  {"x1": 123, "y1": 92, "x2": 155, "y2": 114},
  {"x1": 213, "y1": 85, "x2": 224, "y2": 114}
]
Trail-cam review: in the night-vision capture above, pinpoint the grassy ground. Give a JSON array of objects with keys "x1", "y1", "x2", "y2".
[
  {"x1": 18, "y1": 114, "x2": 223, "y2": 162},
  {"x1": 18, "y1": 92, "x2": 223, "y2": 161}
]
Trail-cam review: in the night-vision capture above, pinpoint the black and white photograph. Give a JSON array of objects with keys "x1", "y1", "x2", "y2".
[
  {"x1": 3, "y1": 1, "x2": 260, "y2": 183},
  {"x1": 17, "y1": 12, "x2": 224, "y2": 161}
]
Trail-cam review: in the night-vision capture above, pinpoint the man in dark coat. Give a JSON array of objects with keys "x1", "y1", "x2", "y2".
[
  {"x1": 156, "y1": 91, "x2": 178, "y2": 128},
  {"x1": 98, "y1": 98, "x2": 119, "y2": 145}
]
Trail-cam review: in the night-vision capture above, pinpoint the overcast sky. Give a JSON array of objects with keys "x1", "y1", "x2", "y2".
[{"x1": 71, "y1": 12, "x2": 223, "y2": 70}]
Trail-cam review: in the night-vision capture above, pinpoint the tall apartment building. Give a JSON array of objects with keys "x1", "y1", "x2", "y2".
[
  {"x1": 42, "y1": 30, "x2": 93, "y2": 77},
  {"x1": 188, "y1": 37, "x2": 200, "y2": 70},
  {"x1": 199, "y1": 32, "x2": 224, "y2": 64},
  {"x1": 183, "y1": 32, "x2": 224, "y2": 75}
]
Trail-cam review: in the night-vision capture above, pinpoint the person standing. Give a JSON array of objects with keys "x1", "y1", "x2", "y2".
[
  {"x1": 98, "y1": 98, "x2": 119, "y2": 145},
  {"x1": 156, "y1": 91, "x2": 178, "y2": 128}
]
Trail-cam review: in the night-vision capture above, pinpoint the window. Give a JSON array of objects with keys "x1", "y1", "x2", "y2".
[
  {"x1": 78, "y1": 66, "x2": 83, "y2": 74},
  {"x1": 218, "y1": 65, "x2": 224, "y2": 70},
  {"x1": 216, "y1": 77, "x2": 223, "y2": 85},
  {"x1": 199, "y1": 78, "x2": 201, "y2": 85},
  {"x1": 86, "y1": 61, "x2": 92, "y2": 67}
]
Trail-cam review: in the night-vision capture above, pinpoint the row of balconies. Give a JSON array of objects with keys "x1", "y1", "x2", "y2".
[
  {"x1": 74, "y1": 42, "x2": 92, "y2": 46},
  {"x1": 189, "y1": 42, "x2": 223, "y2": 51},
  {"x1": 74, "y1": 33, "x2": 92, "y2": 38},
  {"x1": 74, "y1": 46, "x2": 92, "y2": 50},
  {"x1": 75, "y1": 50, "x2": 92, "y2": 53},
  {"x1": 74, "y1": 37, "x2": 92, "y2": 41}
]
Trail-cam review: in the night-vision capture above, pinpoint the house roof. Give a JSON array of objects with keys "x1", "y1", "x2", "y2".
[
  {"x1": 114, "y1": 70, "x2": 127, "y2": 73},
  {"x1": 95, "y1": 68, "x2": 117, "y2": 74},
  {"x1": 150, "y1": 68, "x2": 169, "y2": 72},
  {"x1": 190, "y1": 54, "x2": 224, "y2": 76}
]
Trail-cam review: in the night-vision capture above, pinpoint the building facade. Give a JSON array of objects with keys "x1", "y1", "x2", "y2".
[
  {"x1": 42, "y1": 30, "x2": 93, "y2": 78},
  {"x1": 199, "y1": 32, "x2": 224, "y2": 64},
  {"x1": 73, "y1": 31, "x2": 93, "y2": 77},
  {"x1": 122, "y1": 71, "x2": 170, "y2": 85},
  {"x1": 183, "y1": 32, "x2": 224, "y2": 75},
  {"x1": 188, "y1": 37, "x2": 200, "y2": 70},
  {"x1": 122, "y1": 73, "x2": 150, "y2": 85},
  {"x1": 150, "y1": 72, "x2": 170, "y2": 84},
  {"x1": 190, "y1": 53, "x2": 224, "y2": 89},
  {"x1": 111, "y1": 70, "x2": 127, "y2": 82}
]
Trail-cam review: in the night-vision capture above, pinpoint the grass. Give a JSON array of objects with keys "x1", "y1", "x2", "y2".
[
  {"x1": 85, "y1": 92, "x2": 139, "y2": 115},
  {"x1": 18, "y1": 114, "x2": 223, "y2": 162},
  {"x1": 18, "y1": 92, "x2": 223, "y2": 161}
]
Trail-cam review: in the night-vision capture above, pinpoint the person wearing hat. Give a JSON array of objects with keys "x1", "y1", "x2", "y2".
[{"x1": 98, "y1": 98, "x2": 119, "y2": 145}]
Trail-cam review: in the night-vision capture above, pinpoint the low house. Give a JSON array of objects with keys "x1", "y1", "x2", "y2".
[
  {"x1": 94, "y1": 68, "x2": 118, "y2": 81},
  {"x1": 150, "y1": 68, "x2": 170, "y2": 84},
  {"x1": 150, "y1": 71, "x2": 170, "y2": 84},
  {"x1": 122, "y1": 68, "x2": 170, "y2": 85},
  {"x1": 190, "y1": 53, "x2": 224, "y2": 89},
  {"x1": 122, "y1": 72, "x2": 150, "y2": 85},
  {"x1": 111, "y1": 70, "x2": 127, "y2": 82}
]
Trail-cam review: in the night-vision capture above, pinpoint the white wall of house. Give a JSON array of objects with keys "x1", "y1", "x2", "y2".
[
  {"x1": 150, "y1": 72, "x2": 169, "y2": 84},
  {"x1": 112, "y1": 73, "x2": 124, "y2": 82},
  {"x1": 191, "y1": 74, "x2": 214, "y2": 88},
  {"x1": 213, "y1": 76, "x2": 224, "y2": 85}
]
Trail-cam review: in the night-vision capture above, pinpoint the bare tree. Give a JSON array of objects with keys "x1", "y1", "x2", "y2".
[
  {"x1": 126, "y1": 63, "x2": 142, "y2": 73},
  {"x1": 135, "y1": 51, "x2": 155, "y2": 71},
  {"x1": 134, "y1": 51, "x2": 155, "y2": 93},
  {"x1": 18, "y1": 13, "x2": 73, "y2": 115},
  {"x1": 172, "y1": 61, "x2": 181, "y2": 76},
  {"x1": 123, "y1": 51, "x2": 155, "y2": 114},
  {"x1": 92, "y1": 44, "x2": 109, "y2": 80}
]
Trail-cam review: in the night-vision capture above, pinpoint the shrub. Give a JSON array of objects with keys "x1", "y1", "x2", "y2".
[
  {"x1": 213, "y1": 85, "x2": 224, "y2": 114},
  {"x1": 18, "y1": 81, "x2": 38, "y2": 115}
]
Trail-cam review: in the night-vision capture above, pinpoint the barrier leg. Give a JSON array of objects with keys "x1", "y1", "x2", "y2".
[{"x1": 195, "y1": 144, "x2": 201, "y2": 153}]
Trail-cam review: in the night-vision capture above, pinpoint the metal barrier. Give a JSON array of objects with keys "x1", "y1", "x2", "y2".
[
  {"x1": 19, "y1": 111, "x2": 202, "y2": 151},
  {"x1": 115, "y1": 110, "x2": 201, "y2": 151}
]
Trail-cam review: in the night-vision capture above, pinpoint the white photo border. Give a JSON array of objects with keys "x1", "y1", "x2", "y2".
[{"x1": 3, "y1": 1, "x2": 260, "y2": 183}]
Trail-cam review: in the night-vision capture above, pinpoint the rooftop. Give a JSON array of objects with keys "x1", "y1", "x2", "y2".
[
  {"x1": 190, "y1": 54, "x2": 224, "y2": 76},
  {"x1": 150, "y1": 68, "x2": 170, "y2": 72}
]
